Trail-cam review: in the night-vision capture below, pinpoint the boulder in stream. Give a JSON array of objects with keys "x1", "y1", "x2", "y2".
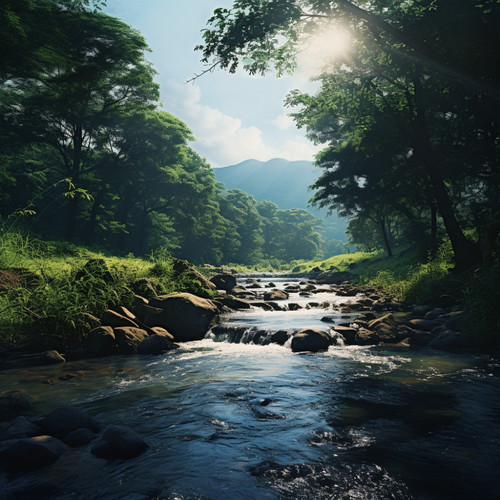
[
  {"x1": 291, "y1": 329, "x2": 332, "y2": 353},
  {"x1": 86, "y1": 326, "x2": 116, "y2": 356},
  {"x1": 137, "y1": 334, "x2": 179, "y2": 355},
  {"x1": 39, "y1": 406, "x2": 101, "y2": 438},
  {"x1": 114, "y1": 327, "x2": 149, "y2": 354},
  {"x1": 264, "y1": 290, "x2": 289, "y2": 301},
  {"x1": 91, "y1": 425, "x2": 148, "y2": 459},
  {"x1": 0, "y1": 389, "x2": 33, "y2": 416},
  {"x1": 209, "y1": 274, "x2": 237, "y2": 292},
  {"x1": 146, "y1": 293, "x2": 219, "y2": 342},
  {"x1": 0, "y1": 435, "x2": 68, "y2": 471}
]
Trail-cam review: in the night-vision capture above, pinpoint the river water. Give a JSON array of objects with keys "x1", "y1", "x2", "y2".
[{"x1": 1, "y1": 277, "x2": 500, "y2": 499}]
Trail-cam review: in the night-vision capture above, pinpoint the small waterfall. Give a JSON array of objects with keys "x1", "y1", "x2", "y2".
[{"x1": 206, "y1": 325, "x2": 291, "y2": 345}]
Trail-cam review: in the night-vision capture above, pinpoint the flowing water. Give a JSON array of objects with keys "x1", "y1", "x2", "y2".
[{"x1": 1, "y1": 276, "x2": 500, "y2": 499}]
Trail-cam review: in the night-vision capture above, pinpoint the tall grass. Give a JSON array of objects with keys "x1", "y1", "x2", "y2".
[{"x1": 0, "y1": 232, "x2": 214, "y2": 349}]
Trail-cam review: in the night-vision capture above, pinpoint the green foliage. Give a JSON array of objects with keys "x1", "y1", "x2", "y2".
[
  {"x1": 0, "y1": 233, "x2": 214, "y2": 347},
  {"x1": 200, "y1": 0, "x2": 498, "y2": 269}
]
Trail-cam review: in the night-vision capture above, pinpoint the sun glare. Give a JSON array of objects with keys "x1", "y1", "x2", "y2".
[{"x1": 297, "y1": 25, "x2": 352, "y2": 78}]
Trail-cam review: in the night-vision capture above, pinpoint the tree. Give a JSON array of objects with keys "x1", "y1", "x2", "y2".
[
  {"x1": 1, "y1": 2, "x2": 159, "y2": 239},
  {"x1": 198, "y1": 0, "x2": 500, "y2": 268}
]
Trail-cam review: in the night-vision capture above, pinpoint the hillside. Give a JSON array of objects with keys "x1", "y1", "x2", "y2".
[{"x1": 213, "y1": 158, "x2": 348, "y2": 240}]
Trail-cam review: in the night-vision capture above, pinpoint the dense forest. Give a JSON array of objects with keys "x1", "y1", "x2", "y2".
[
  {"x1": 198, "y1": 0, "x2": 499, "y2": 268},
  {"x1": 0, "y1": 0, "x2": 327, "y2": 266}
]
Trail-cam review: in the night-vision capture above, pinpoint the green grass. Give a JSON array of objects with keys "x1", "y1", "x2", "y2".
[{"x1": 0, "y1": 232, "x2": 214, "y2": 349}]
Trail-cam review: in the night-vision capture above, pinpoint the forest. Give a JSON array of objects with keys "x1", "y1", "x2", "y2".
[
  {"x1": 196, "y1": 0, "x2": 499, "y2": 269},
  {"x1": 0, "y1": 0, "x2": 326, "y2": 266},
  {"x1": 1, "y1": 2, "x2": 500, "y2": 498}
]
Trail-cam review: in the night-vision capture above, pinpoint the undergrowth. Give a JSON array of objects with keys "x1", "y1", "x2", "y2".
[{"x1": 0, "y1": 232, "x2": 214, "y2": 349}]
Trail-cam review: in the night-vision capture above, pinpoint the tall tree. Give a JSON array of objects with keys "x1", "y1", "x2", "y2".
[
  {"x1": 198, "y1": 0, "x2": 500, "y2": 268},
  {"x1": 1, "y1": 2, "x2": 159, "y2": 239}
]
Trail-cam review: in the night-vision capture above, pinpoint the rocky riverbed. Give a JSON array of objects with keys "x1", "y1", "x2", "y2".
[{"x1": 1, "y1": 271, "x2": 498, "y2": 499}]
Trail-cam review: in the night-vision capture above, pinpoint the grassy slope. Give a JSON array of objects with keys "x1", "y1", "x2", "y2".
[
  {"x1": 297, "y1": 241, "x2": 500, "y2": 347},
  {"x1": 0, "y1": 233, "x2": 214, "y2": 349}
]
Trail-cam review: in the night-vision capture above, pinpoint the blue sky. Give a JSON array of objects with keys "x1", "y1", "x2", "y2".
[{"x1": 104, "y1": 0, "x2": 321, "y2": 167}]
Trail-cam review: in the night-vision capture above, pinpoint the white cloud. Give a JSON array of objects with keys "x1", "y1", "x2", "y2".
[
  {"x1": 163, "y1": 81, "x2": 320, "y2": 166},
  {"x1": 272, "y1": 114, "x2": 295, "y2": 131}
]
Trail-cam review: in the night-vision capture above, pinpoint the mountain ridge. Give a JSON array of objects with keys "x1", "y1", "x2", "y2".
[{"x1": 213, "y1": 158, "x2": 348, "y2": 241}]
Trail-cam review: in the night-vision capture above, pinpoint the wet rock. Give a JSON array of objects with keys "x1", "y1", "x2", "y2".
[
  {"x1": 86, "y1": 326, "x2": 116, "y2": 356},
  {"x1": 373, "y1": 323, "x2": 407, "y2": 344},
  {"x1": 0, "y1": 435, "x2": 68, "y2": 471},
  {"x1": 63, "y1": 428, "x2": 97, "y2": 447},
  {"x1": 332, "y1": 326, "x2": 358, "y2": 345},
  {"x1": 291, "y1": 329, "x2": 332, "y2": 353},
  {"x1": 439, "y1": 310, "x2": 466, "y2": 329},
  {"x1": 146, "y1": 293, "x2": 219, "y2": 342},
  {"x1": 112, "y1": 306, "x2": 137, "y2": 322},
  {"x1": 406, "y1": 318, "x2": 440, "y2": 332},
  {"x1": 101, "y1": 309, "x2": 139, "y2": 329},
  {"x1": 306, "y1": 302, "x2": 320, "y2": 309},
  {"x1": 40, "y1": 406, "x2": 100, "y2": 438},
  {"x1": 354, "y1": 328, "x2": 379, "y2": 345},
  {"x1": 209, "y1": 274, "x2": 237, "y2": 292},
  {"x1": 247, "y1": 283, "x2": 262, "y2": 289},
  {"x1": 149, "y1": 326, "x2": 174, "y2": 341},
  {"x1": 320, "y1": 316, "x2": 335, "y2": 323},
  {"x1": 287, "y1": 302, "x2": 302, "y2": 311},
  {"x1": 0, "y1": 416, "x2": 42, "y2": 440},
  {"x1": 428, "y1": 332, "x2": 459, "y2": 350},
  {"x1": 91, "y1": 425, "x2": 148, "y2": 459},
  {"x1": 302, "y1": 284, "x2": 316, "y2": 291},
  {"x1": 0, "y1": 389, "x2": 33, "y2": 416},
  {"x1": 398, "y1": 325, "x2": 435, "y2": 346},
  {"x1": 218, "y1": 295, "x2": 252, "y2": 310},
  {"x1": 132, "y1": 294, "x2": 150, "y2": 320},
  {"x1": 270, "y1": 301, "x2": 287, "y2": 311},
  {"x1": 270, "y1": 330, "x2": 290, "y2": 346},
  {"x1": 114, "y1": 327, "x2": 149, "y2": 354},
  {"x1": 368, "y1": 313, "x2": 397, "y2": 330},
  {"x1": 252, "y1": 301, "x2": 274, "y2": 311},
  {"x1": 263, "y1": 290, "x2": 289, "y2": 301},
  {"x1": 17, "y1": 350, "x2": 65, "y2": 367},
  {"x1": 356, "y1": 312, "x2": 377, "y2": 322},
  {"x1": 137, "y1": 334, "x2": 179, "y2": 355}
]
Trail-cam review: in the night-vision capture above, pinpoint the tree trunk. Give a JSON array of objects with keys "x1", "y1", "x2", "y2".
[
  {"x1": 380, "y1": 217, "x2": 393, "y2": 257},
  {"x1": 413, "y1": 78, "x2": 480, "y2": 269}
]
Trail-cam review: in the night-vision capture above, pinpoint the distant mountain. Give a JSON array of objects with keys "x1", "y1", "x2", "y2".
[{"x1": 213, "y1": 158, "x2": 348, "y2": 241}]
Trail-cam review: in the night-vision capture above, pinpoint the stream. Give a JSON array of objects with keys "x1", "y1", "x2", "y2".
[{"x1": 1, "y1": 276, "x2": 500, "y2": 499}]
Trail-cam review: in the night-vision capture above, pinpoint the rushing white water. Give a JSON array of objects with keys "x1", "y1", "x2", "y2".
[{"x1": 1, "y1": 277, "x2": 500, "y2": 499}]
